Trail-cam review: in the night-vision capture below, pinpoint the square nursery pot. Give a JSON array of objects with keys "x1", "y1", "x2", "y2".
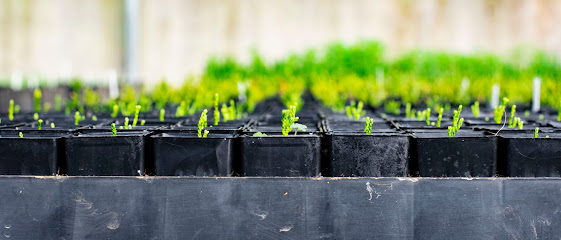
[
  {"x1": 328, "y1": 133, "x2": 410, "y2": 177},
  {"x1": 413, "y1": 130, "x2": 498, "y2": 177},
  {"x1": 241, "y1": 134, "x2": 321, "y2": 177},
  {"x1": 151, "y1": 132, "x2": 235, "y2": 176},
  {"x1": 500, "y1": 132, "x2": 561, "y2": 177},
  {"x1": 0, "y1": 131, "x2": 67, "y2": 175},
  {"x1": 65, "y1": 131, "x2": 150, "y2": 176}
]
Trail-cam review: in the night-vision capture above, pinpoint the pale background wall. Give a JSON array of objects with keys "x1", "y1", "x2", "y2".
[{"x1": 1, "y1": 0, "x2": 561, "y2": 86}]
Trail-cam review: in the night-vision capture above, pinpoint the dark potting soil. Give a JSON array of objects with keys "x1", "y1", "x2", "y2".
[{"x1": 499, "y1": 132, "x2": 561, "y2": 177}]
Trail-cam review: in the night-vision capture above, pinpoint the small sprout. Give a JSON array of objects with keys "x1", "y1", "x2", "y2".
[
  {"x1": 50, "y1": 123, "x2": 55, "y2": 129},
  {"x1": 436, "y1": 108, "x2": 444, "y2": 127},
  {"x1": 119, "y1": 126, "x2": 123, "y2": 129},
  {"x1": 384, "y1": 100, "x2": 401, "y2": 115},
  {"x1": 159, "y1": 108, "x2": 165, "y2": 122},
  {"x1": 74, "y1": 111, "x2": 80, "y2": 126},
  {"x1": 197, "y1": 109, "x2": 208, "y2": 138},
  {"x1": 485, "y1": 117, "x2": 489, "y2": 121},
  {"x1": 347, "y1": 101, "x2": 365, "y2": 120},
  {"x1": 517, "y1": 118, "x2": 523, "y2": 130},
  {"x1": 214, "y1": 93, "x2": 220, "y2": 125},
  {"x1": 54, "y1": 94, "x2": 62, "y2": 112},
  {"x1": 33, "y1": 88, "x2": 42, "y2": 113},
  {"x1": 111, "y1": 104, "x2": 119, "y2": 118},
  {"x1": 229, "y1": 100, "x2": 237, "y2": 120},
  {"x1": 405, "y1": 103, "x2": 412, "y2": 118},
  {"x1": 471, "y1": 101, "x2": 480, "y2": 118},
  {"x1": 37, "y1": 119, "x2": 43, "y2": 130},
  {"x1": 8, "y1": 99, "x2": 14, "y2": 121},
  {"x1": 425, "y1": 108, "x2": 431, "y2": 126},
  {"x1": 203, "y1": 130, "x2": 209, "y2": 138},
  {"x1": 534, "y1": 127, "x2": 539, "y2": 138},
  {"x1": 33, "y1": 113, "x2": 39, "y2": 120},
  {"x1": 524, "y1": 110, "x2": 530, "y2": 117},
  {"x1": 132, "y1": 105, "x2": 141, "y2": 127},
  {"x1": 494, "y1": 97, "x2": 509, "y2": 124},
  {"x1": 448, "y1": 105, "x2": 463, "y2": 137},
  {"x1": 508, "y1": 105, "x2": 517, "y2": 128},
  {"x1": 221, "y1": 103, "x2": 230, "y2": 122},
  {"x1": 19, "y1": 132, "x2": 23, "y2": 138},
  {"x1": 92, "y1": 115, "x2": 98, "y2": 121},
  {"x1": 175, "y1": 101, "x2": 186, "y2": 117},
  {"x1": 291, "y1": 123, "x2": 308, "y2": 136},
  {"x1": 416, "y1": 110, "x2": 425, "y2": 121},
  {"x1": 431, "y1": 122, "x2": 435, "y2": 126},
  {"x1": 345, "y1": 106, "x2": 352, "y2": 119},
  {"x1": 141, "y1": 119, "x2": 146, "y2": 126},
  {"x1": 539, "y1": 114, "x2": 544, "y2": 121},
  {"x1": 124, "y1": 117, "x2": 130, "y2": 129},
  {"x1": 14, "y1": 105, "x2": 20, "y2": 114},
  {"x1": 253, "y1": 132, "x2": 267, "y2": 137},
  {"x1": 364, "y1": 117, "x2": 374, "y2": 134},
  {"x1": 281, "y1": 105, "x2": 299, "y2": 136},
  {"x1": 43, "y1": 102, "x2": 51, "y2": 113},
  {"x1": 111, "y1": 123, "x2": 117, "y2": 136},
  {"x1": 546, "y1": 135, "x2": 550, "y2": 138}
]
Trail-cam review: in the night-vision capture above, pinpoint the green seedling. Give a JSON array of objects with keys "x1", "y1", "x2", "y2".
[
  {"x1": 214, "y1": 93, "x2": 220, "y2": 125},
  {"x1": 508, "y1": 105, "x2": 517, "y2": 128},
  {"x1": 221, "y1": 103, "x2": 230, "y2": 122},
  {"x1": 33, "y1": 88, "x2": 42, "y2": 113},
  {"x1": 92, "y1": 115, "x2": 98, "y2": 121},
  {"x1": 19, "y1": 132, "x2": 23, "y2": 138},
  {"x1": 291, "y1": 123, "x2": 307, "y2": 135},
  {"x1": 471, "y1": 101, "x2": 480, "y2": 118},
  {"x1": 448, "y1": 105, "x2": 464, "y2": 137},
  {"x1": 384, "y1": 100, "x2": 401, "y2": 116},
  {"x1": 253, "y1": 132, "x2": 267, "y2": 137},
  {"x1": 524, "y1": 110, "x2": 530, "y2": 117},
  {"x1": 33, "y1": 113, "x2": 39, "y2": 120},
  {"x1": 405, "y1": 103, "x2": 412, "y2": 118},
  {"x1": 160, "y1": 109, "x2": 165, "y2": 122},
  {"x1": 282, "y1": 105, "x2": 299, "y2": 136},
  {"x1": 416, "y1": 110, "x2": 425, "y2": 121},
  {"x1": 436, "y1": 108, "x2": 444, "y2": 127},
  {"x1": 43, "y1": 102, "x2": 51, "y2": 113},
  {"x1": 425, "y1": 108, "x2": 431, "y2": 125},
  {"x1": 119, "y1": 126, "x2": 123, "y2": 129},
  {"x1": 111, "y1": 104, "x2": 119, "y2": 118},
  {"x1": 9, "y1": 99, "x2": 14, "y2": 121},
  {"x1": 111, "y1": 123, "x2": 117, "y2": 136},
  {"x1": 346, "y1": 101, "x2": 365, "y2": 120},
  {"x1": 141, "y1": 120, "x2": 146, "y2": 126},
  {"x1": 14, "y1": 105, "x2": 20, "y2": 114},
  {"x1": 229, "y1": 100, "x2": 237, "y2": 120},
  {"x1": 175, "y1": 101, "x2": 186, "y2": 117},
  {"x1": 517, "y1": 118, "x2": 523, "y2": 130},
  {"x1": 534, "y1": 127, "x2": 539, "y2": 138},
  {"x1": 197, "y1": 109, "x2": 208, "y2": 138},
  {"x1": 54, "y1": 94, "x2": 62, "y2": 112},
  {"x1": 203, "y1": 130, "x2": 209, "y2": 138},
  {"x1": 485, "y1": 117, "x2": 489, "y2": 121},
  {"x1": 345, "y1": 105, "x2": 352, "y2": 119},
  {"x1": 37, "y1": 119, "x2": 43, "y2": 130},
  {"x1": 494, "y1": 97, "x2": 509, "y2": 124},
  {"x1": 50, "y1": 123, "x2": 55, "y2": 129},
  {"x1": 124, "y1": 117, "x2": 130, "y2": 129},
  {"x1": 133, "y1": 105, "x2": 141, "y2": 127},
  {"x1": 539, "y1": 114, "x2": 544, "y2": 121},
  {"x1": 546, "y1": 135, "x2": 550, "y2": 138},
  {"x1": 74, "y1": 111, "x2": 80, "y2": 126},
  {"x1": 364, "y1": 117, "x2": 374, "y2": 134}
]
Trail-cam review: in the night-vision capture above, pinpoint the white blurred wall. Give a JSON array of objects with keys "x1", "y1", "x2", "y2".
[{"x1": 1, "y1": 0, "x2": 561, "y2": 86}]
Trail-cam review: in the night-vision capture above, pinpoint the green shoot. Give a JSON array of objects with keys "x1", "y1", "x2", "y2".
[
  {"x1": 175, "y1": 101, "x2": 186, "y2": 117},
  {"x1": 436, "y1": 108, "x2": 444, "y2": 127},
  {"x1": 124, "y1": 117, "x2": 130, "y2": 129},
  {"x1": 534, "y1": 127, "x2": 539, "y2": 138},
  {"x1": 141, "y1": 120, "x2": 146, "y2": 126},
  {"x1": 253, "y1": 132, "x2": 267, "y2": 137},
  {"x1": 203, "y1": 130, "x2": 209, "y2": 138},
  {"x1": 494, "y1": 97, "x2": 509, "y2": 124},
  {"x1": 384, "y1": 100, "x2": 401, "y2": 115},
  {"x1": 281, "y1": 105, "x2": 299, "y2": 136},
  {"x1": 14, "y1": 105, "x2": 20, "y2": 114},
  {"x1": 539, "y1": 114, "x2": 544, "y2": 121},
  {"x1": 74, "y1": 111, "x2": 80, "y2": 126},
  {"x1": 50, "y1": 123, "x2": 55, "y2": 128},
  {"x1": 229, "y1": 100, "x2": 236, "y2": 120},
  {"x1": 197, "y1": 109, "x2": 208, "y2": 138},
  {"x1": 92, "y1": 115, "x2": 98, "y2": 121},
  {"x1": 214, "y1": 93, "x2": 220, "y2": 125},
  {"x1": 405, "y1": 103, "x2": 411, "y2": 118},
  {"x1": 508, "y1": 105, "x2": 517, "y2": 128},
  {"x1": 345, "y1": 106, "x2": 352, "y2": 118},
  {"x1": 471, "y1": 101, "x2": 480, "y2": 118},
  {"x1": 364, "y1": 117, "x2": 374, "y2": 134},
  {"x1": 524, "y1": 110, "x2": 530, "y2": 117},
  {"x1": 159, "y1": 109, "x2": 165, "y2": 122},
  {"x1": 54, "y1": 94, "x2": 62, "y2": 112},
  {"x1": 517, "y1": 118, "x2": 523, "y2": 130},
  {"x1": 119, "y1": 126, "x2": 123, "y2": 129},
  {"x1": 132, "y1": 105, "x2": 141, "y2": 127},
  {"x1": 346, "y1": 101, "x2": 365, "y2": 120},
  {"x1": 111, "y1": 104, "x2": 119, "y2": 118},
  {"x1": 19, "y1": 132, "x2": 23, "y2": 138},
  {"x1": 9, "y1": 99, "x2": 14, "y2": 121},
  {"x1": 43, "y1": 102, "x2": 51, "y2": 113},
  {"x1": 291, "y1": 123, "x2": 307, "y2": 136},
  {"x1": 425, "y1": 108, "x2": 431, "y2": 125},
  {"x1": 111, "y1": 123, "x2": 117, "y2": 136},
  {"x1": 37, "y1": 119, "x2": 43, "y2": 130},
  {"x1": 33, "y1": 88, "x2": 42, "y2": 113},
  {"x1": 221, "y1": 103, "x2": 230, "y2": 122},
  {"x1": 448, "y1": 105, "x2": 464, "y2": 137},
  {"x1": 546, "y1": 135, "x2": 550, "y2": 138},
  {"x1": 417, "y1": 110, "x2": 425, "y2": 121},
  {"x1": 33, "y1": 113, "x2": 39, "y2": 120},
  {"x1": 485, "y1": 117, "x2": 489, "y2": 121}
]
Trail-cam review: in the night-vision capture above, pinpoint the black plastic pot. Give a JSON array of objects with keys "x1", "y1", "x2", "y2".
[
  {"x1": 328, "y1": 133, "x2": 410, "y2": 177},
  {"x1": 413, "y1": 130, "x2": 498, "y2": 177},
  {"x1": 499, "y1": 132, "x2": 561, "y2": 177},
  {"x1": 65, "y1": 131, "x2": 150, "y2": 176},
  {"x1": 151, "y1": 132, "x2": 235, "y2": 176},
  {"x1": 0, "y1": 131, "x2": 67, "y2": 175},
  {"x1": 240, "y1": 134, "x2": 321, "y2": 177}
]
